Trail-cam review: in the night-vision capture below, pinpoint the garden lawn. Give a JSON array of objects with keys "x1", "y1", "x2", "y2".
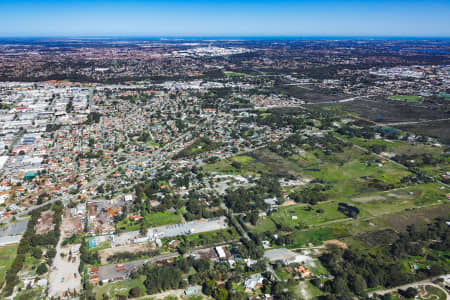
[{"x1": 94, "y1": 277, "x2": 146, "y2": 300}]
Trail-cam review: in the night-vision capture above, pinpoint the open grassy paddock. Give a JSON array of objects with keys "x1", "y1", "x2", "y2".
[
  {"x1": 0, "y1": 244, "x2": 18, "y2": 287},
  {"x1": 389, "y1": 95, "x2": 423, "y2": 103}
]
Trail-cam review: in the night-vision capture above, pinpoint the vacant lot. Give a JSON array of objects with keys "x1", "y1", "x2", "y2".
[
  {"x1": 381, "y1": 204, "x2": 450, "y2": 232},
  {"x1": 290, "y1": 226, "x2": 349, "y2": 248},
  {"x1": 273, "y1": 84, "x2": 349, "y2": 103},
  {"x1": 255, "y1": 202, "x2": 352, "y2": 233},
  {"x1": 351, "y1": 183, "x2": 449, "y2": 215},
  {"x1": 48, "y1": 216, "x2": 82, "y2": 298},
  {"x1": 99, "y1": 243, "x2": 152, "y2": 264},
  {"x1": 356, "y1": 229, "x2": 399, "y2": 247},
  {"x1": 204, "y1": 148, "x2": 305, "y2": 177},
  {"x1": 396, "y1": 119, "x2": 450, "y2": 144},
  {"x1": 339, "y1": 99, "x2": 450, "y2": 124}
]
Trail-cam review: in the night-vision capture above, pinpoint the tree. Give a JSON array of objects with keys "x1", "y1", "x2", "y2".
[
  {"x1": 32, "y1": 247, "x2": 42, "y2": 259},
  {"x1": 36, "y1": 263, "x2": 48, "y2": 275},
  {"x1": 140, "y1": 221, "x2": 148, "y2": 236},
  {"x1": 400, "y1": 287, "x2": 418, "y2": 299},
  {"x1": 129, "y1": 287, "x2": 141, "y2": 298},
  {"x1": 202, "y1": 280, "x2": 215, "y2": 296},
  {"x1": 310, "y1": 278, "x2": 321, "y2": 288},
  {"x1": 352, "y1": 274, "x2": 367, "y2": 296},
  {"x1": 47, "y1": 247, "x2": 57, "y2": 259},
  {"x1": 193, "y1": 259, "x2": 210, "y2": 272},
  {"x1": 215, "y1": 288, "x2": 229, "y2": 300},
  {"x1": 381, "y1": 293, "x2": 392, "y2": 300},
  {"x1": 334, "y1": 277, "x2": 349, "y2": 295}
]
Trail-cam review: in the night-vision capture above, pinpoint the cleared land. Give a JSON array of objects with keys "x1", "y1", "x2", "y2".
[
  {"x1": 99, "y1": 243, "x2": 152, "y2": 264},
  {"x1": 48, "y1": 216, "x2": 82, "y2": 298},
  {"x1": 339, "y1": 99, "x2": 450, "y2": 124}
]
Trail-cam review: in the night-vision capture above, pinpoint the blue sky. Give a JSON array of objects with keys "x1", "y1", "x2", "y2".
[{"x1": 1, "y1": 0, "x2": 450, "y2": 37}]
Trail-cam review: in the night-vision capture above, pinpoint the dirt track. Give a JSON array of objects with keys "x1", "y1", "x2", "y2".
[{"x1": 48, "y1": 216, "x2": 82, "y2": 298}]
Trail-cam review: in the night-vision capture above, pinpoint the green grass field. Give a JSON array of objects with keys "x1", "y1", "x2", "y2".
[
  {"x1": 336, "y1": 133, "x2": 449, "y2": 182},
  {"x1": 261, "y1": 202, "x2": 352, "y2": 230},
  {"x1": 351, "y1": 183, "x2": 449, "y2": 215},
  {"x1": 302, "y1": 156, "x2": 411, "y2": 201},
  {"x1": 145, "y1": 211, "x2": 183, "y2": 227},
  {"x1": 118, "y1": 211, "x2": 183, "y2": 232},
  {"x1": 390, "y1": 95, "x2": 422, "y2": 102},
  {"x1": 208, "y1": 144, "x2": 411, "y2": 200},
  {"x1": 232, "y1": 155, "x2": 254, "y2": 164},
  {"x1": 204, "y1": 148, "x2": 305, "y2": 177},
  {"x1": 0, "y1": 244, "x2": 18, "y2": 287},
  {"x1": 204, "y1": 134, "x2": 448, "y2": 252},
  {"x1": 224, "y1": 72, "x2": 248, "y2": 77},
  {"x1": 22, "y1": 254, "x2": 44, "y2": 276},
  {"x1": 290, "y1": 226, "x2": 349, "y2": 247}
]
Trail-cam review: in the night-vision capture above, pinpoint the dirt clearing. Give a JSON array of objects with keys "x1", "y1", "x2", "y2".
[{"x1": 99, "y1": 243, "x2": 153, "y2": 264}]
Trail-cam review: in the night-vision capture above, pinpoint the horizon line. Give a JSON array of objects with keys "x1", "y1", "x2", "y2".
[{"x1": 1, "y1": 35, "x2": 450, "y2": 40}]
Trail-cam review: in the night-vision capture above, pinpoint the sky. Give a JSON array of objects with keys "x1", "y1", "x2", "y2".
[{"x1": 1, "y1": 0, "x2": 450, "y2": 37}]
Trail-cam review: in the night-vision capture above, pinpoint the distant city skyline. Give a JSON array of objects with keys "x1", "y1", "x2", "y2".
[{"x1": 1, "y1": 0, "x2": 450, "y2": 37}]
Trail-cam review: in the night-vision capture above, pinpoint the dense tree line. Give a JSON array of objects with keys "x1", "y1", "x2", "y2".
[
  {"x1": 79, "y1": 238, "x2": 100, "y2": 275},
  {"x1": 3, "y1": 203, "x2": 63, "y2": 296},
  {"x1": 393, "y1": 153, "x2": 447, "y2": 168},
  {"x1": 318, "y1": 218, "x2": 450, "y2": 299},
  {"x1": 143, "y1": 265, "x2": 184, "y2": 294},
  {"x1": 107, "y1": 249, "x2": 160, "y2": 263},
  {"x1": 254, "y1": 107, "x2": 308, "y2": 131}
]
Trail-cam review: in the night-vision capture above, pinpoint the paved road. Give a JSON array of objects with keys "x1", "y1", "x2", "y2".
[
  {"x1": 303, "y1": 95, "x2": 373, "y2": 105},
  {"x1": 89, "y1": 87, "x2": 94, "y2": 112},
  {"x1": 368, "y1": 275, "x2": 449, "y2": 297},
  {"x1": 374, "y1": 118, "x2": 450, "y2": 127}
]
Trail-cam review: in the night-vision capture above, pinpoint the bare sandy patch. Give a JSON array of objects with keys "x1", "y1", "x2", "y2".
[
  {"x1": 99, "y1": 243, "x2": 153, "y2": 264},
  {"x1": 324, "y1": 240, "x2": 348, "y2": 249}
]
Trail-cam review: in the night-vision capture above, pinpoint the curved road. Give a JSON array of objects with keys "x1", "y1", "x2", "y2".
[{"x1": 368, "y1": 276, "x2": 449, "y2": 298}]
